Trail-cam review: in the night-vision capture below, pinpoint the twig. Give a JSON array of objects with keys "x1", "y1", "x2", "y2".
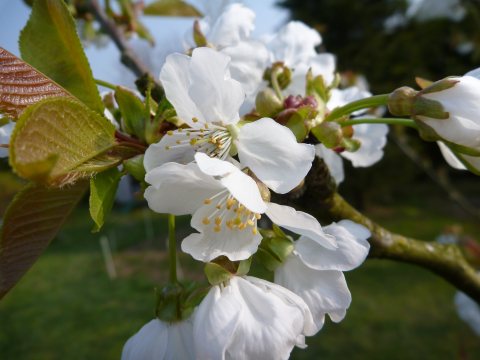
[{"x1": 87, "y1": 0, "x2": 153, "y2": 79}]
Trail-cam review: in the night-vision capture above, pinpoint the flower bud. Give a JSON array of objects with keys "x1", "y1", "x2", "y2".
[
  {"x1": 255, "y1": 88, "x2": 283, "y2": 117},
  {"x1": 311, "y1": 121, "x2": 343, "y2": 148},
  {"x1": 193, "y1": 20, "x2": 207, "y2": 47},
  {"x1": 263, "y1": 62, "x2": 292, "y2": 90}
]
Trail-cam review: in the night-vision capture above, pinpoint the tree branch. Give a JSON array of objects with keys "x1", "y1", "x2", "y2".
[
  {"x1": 86, "y1": 0, "x2": 153, "y2": 79},
  {"x1": 281, "y1": 158, "x2": 480, "y2": 303}
]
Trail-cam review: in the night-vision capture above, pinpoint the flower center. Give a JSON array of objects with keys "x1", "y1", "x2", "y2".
[
  {"x1": 164, "y1": 122, "x2": 233, "y2": 159},
  {"x1": 202, "y1": 190, "x2": 261, "y2": 234}
]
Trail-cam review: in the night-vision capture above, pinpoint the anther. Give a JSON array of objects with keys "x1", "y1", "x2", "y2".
[{"x1": 202, "y1": 217, "x2": 210, "y2": 225}]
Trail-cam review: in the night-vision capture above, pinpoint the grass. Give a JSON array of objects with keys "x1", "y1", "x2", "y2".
[{"x1": 1, "y1": 183, "x2": 480, "y2": 359}]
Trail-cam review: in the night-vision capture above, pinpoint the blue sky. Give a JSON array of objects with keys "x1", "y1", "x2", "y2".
[{"x1": 0, "y1": 0, "x2": 288, "y2": 88}]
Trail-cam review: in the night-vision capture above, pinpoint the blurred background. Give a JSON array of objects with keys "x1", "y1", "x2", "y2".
[{"x1": 1, "y1": 0, "x2": 480, "y2": 358}]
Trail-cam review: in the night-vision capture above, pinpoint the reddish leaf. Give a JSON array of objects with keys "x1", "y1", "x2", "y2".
[
  {"x1": 0, "y1": 47, "x2": 71, "y2": 119},
  {"x1": 0, "y1": 181, "x2": 87, "y2": 299}
]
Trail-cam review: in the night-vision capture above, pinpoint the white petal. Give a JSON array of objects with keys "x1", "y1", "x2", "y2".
[
  {"x1": 195, "y1": 276, "x2": 312, "y2": 360},
  {"x1": 195, "y1": 152, "x2": 267, "y2": 214},
  {"x1": 144, "y1": 132, "x2": 196, "y2": 172},
  {"x1": 454, "y1": 291, "x2": 480, "y2": 336},
  {"x1": 193, "y1": 284, "x2": 242, "y2": 360},
  {"x1": 160, "y1": 53, "x2": 204, "y2": 127},
  {"x1": 237, "y1": 118, "x2": 315, "y2": 194},
  {"x1": 315, "y1": 144, "x2": 345, "y2": 184},
  {"x1": 207, "y1": 3, "x2": 255, "y2": 47},
  {"x1": 265, "y1": 202, "x2": 337, "y2": 250},
  {"x1": 267, "y1": 21, "x2": 321, "y2": 67},
  {"x1": 309, "y1": 53, "x2": 337, "y2": 86},
  {"x1": 465, "y1": 67, "x2": 480, "y2": 80},
  {"x1": 437, "y1": 141, "x2": 467, "y2": 170},
  {"x1": 275, "y1": 256, "x2": 351, "y2": 332},
  {"x1": 458, "y1": 152, "x2": 480, "y2": 172},
  {"x1": 188, "y1": 47, "x2": 244, "y2": 125},
  {"x1": 144, "y1": 162, "x2": 223, "y2": 215},
  {"x1": 221, "y1": 40, "x2": 270, "y2": 97},
  {"x1": 328, "y1": 86, "x2": 372, "y2": 112},
  {"x1": 181, "y1": 217, "x2": 262, "y2": 262},
  {"x1": 122, "y1": 319, "x2": 195, "y2": 360},
  {"x1": 420, "y1": 76, "x2": 480, "y2": 150},
  {"x1": 295, "y1": 220, "x2": 370, "y2": 271},
  {"x1": 341, "y1": 123, "x2": 389, "y2": 167}
]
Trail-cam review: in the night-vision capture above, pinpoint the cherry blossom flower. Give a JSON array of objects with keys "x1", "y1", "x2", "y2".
[
  {"x1": 122, "y1": 319, "x2": 195, "y2": 360},
  {"x1": 265, "y1": 21, "x2": 336, "y2": 95},
  {"x1": 145, "y1": 47, "x2": 314, "y2": 194},
  {"x1": 189, "y1": 3, "x2": 269, "y2": 108},
  {"x1": 145, "y1": 153, "x2": 335, "y2": 262},
  {"x1": 416, "y1": 70, "x2": 480, "y2": 152},
  {"x1": 193, "y1": 275, "x2": 315, "y2": 360},
  {"x1": 275, "y1": 220, "x2": 370, "y2": 332}
]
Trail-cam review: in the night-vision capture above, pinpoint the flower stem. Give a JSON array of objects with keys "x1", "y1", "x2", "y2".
[
  {"x1": 271, "y1": 68, "x2": 284, "y2": 101},
  {"x1": 168, "y1": 214, "x2": 177, "y2": 284},
  {"x1": 339, "y1": 117, "x2": 418, "y2": 129},
  {"x1": 95, "y1": 78, "x2": 117, "y2": 90},
  {"x1": 326, "y1": 94, "x2": 390, "y2": 121}
]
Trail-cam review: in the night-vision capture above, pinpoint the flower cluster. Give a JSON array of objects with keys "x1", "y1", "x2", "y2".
[
  {"x1": 121, "y1": 3, "x2": 378, "y2": 359},
  {"x1": 118, "y1": 2, "x2": 480, "y2": 359}
]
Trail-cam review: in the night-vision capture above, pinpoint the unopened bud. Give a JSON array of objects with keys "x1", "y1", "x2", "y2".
[
  {"x1": 264, "y1": 62, "x2": 292, "y2": 90},
  {"x1": 312, "y1": 121, "x2": 343, "y2": 148},
  {"x1": 255, "y1": 88, "x2": 283, "y2": 117},
  {"x1": 387, "y1": 86, "x2": 417, "y2": 116}
]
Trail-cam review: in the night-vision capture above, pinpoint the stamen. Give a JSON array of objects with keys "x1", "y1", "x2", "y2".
[{"x1": 202, "y1": 217, "x2": 210, "y2": 225}]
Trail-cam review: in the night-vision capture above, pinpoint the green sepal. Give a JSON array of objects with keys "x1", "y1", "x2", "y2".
[
  {"x1": 285, "y1": 107, "x2": 313, "y2": 142},
  {"x1": 89, "y1": 167, "x2": 123, "y2": 233},
  {"x1": 236, "y1": 257, "x2": 252, "y2": 277},
  {"x1": 204, "y1": 262, "x2": 233, "y2": 286},
  {"x1": 123, "y1": 155, "x2": 146, "y2": 183}
]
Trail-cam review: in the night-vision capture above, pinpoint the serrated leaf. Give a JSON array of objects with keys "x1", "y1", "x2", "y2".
[
  {"x1": 19, "y1": 0, "x2": 103, "y2": 114},
  {"x1": 89, "y1": 167, "x2": 122, "y2": 232},
  {"x1": 10, "y1": 97, "x2": 118, "y2": 186},
  {"x1": 115, "y1": 86, "x2": 147, "y2": 141},
  {"x1": 143, "y1": 0, "x2": 202, "y2": 16},
  {"x1": 0, "y1": 181, "x2": 88, "y2": 299},
  {"x1": 0, "y1": 48, "x2": 72, "y2": 119}
]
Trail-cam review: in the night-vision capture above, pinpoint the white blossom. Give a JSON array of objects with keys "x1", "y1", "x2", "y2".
[
  {"x1": 121, "y1": 319, "x2": 195, "y2": 360},
  {"x1": 193, "y1": 275, "x2": 316, "y2": 360},
  {"x1": 275, "y1": 220, "x2": 370, "y2": 332},
  {"x1": 145, "y1": 153, "x2": 335, "y2": 262},
  {"x1": 454, "y1": 291, "x2": 480, "y2": 337},
  {"x1": 146, "y1": 47, "x2": 314, "y2": 194},
  {"x1": 417, "y1": 71, "x2": 480, "y2": 152}
]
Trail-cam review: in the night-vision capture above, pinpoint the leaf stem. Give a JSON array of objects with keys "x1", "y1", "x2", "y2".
[
  {"x1": 168, "y1": 214, "x2": 177, "y2": 284},
  {"x1": 326, "y1": 94, "x2": 390, "y2": 121},
  {"x1": 339, "y1": 117, "x2": 418, "y2": 129},
  {"x1": 95, "y1": 78, "x2": 117, "y2": 90}
]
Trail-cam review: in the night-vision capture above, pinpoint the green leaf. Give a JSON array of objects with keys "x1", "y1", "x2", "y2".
[
  {"x1": 89, "y1": 168, "x2": 122, "y2": 232},
  {"x1": 0, "y1": 180, "x2": 88, "y2": 299},
  {"x1": 115, "y1": 86, "x2": 147, "y2": 141},
  {"x1": 143, "y1": 0, "x2": 202, "y2": 16},
  {"x1": 10, "y1": 97, "x2": 118, "y2": 186},
  {"x1": 0, "y1": 47, "x2": 72, "y2": 119},
  {"x1": 19, "y1": 0, "x2": 103, "y2": 114}
]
